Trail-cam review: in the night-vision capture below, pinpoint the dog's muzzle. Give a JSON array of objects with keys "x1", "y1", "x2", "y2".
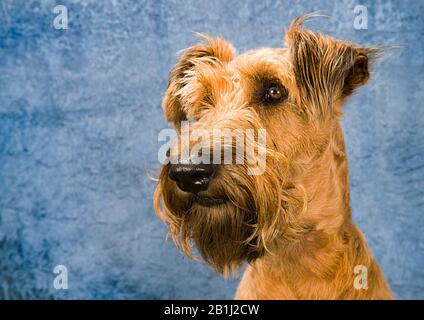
[{"x1": 168, "y1": 163, "x2": 217, "y2": 194}]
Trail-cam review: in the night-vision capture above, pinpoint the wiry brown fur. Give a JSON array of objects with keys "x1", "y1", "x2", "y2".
[{"x1": 154, "y1": 16, "x2": 393, "y2": 299}]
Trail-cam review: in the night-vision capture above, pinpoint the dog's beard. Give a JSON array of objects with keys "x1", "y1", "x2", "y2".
[
  {"x1": 183, "y1": 201, "x2": 262, "y2": 275},
  {"x1": 154, "y1": 164, "x2": 275, "y2": 275}
]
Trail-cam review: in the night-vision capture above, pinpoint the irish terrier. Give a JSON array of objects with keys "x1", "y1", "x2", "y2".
[{"x1": 154, "y1": 16, "x2": 393, "y2": 299}]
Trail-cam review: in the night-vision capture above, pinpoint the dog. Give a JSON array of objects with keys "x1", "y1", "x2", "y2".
[{"x1": 154, "y1": 16, "x2": 393, "y2": 299}]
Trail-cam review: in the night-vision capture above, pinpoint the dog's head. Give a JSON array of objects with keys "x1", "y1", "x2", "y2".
[{"x1": 154, "y1": 17, "x2": 380, "y2": 275}]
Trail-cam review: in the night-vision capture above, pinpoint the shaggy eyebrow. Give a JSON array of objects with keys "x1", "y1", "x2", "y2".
[
  {"x1": 238, "y1": 60, "x2": 279, "y2": 78},
  {"x1": 238, "y1": 60, "x2": 285, "y2": 87},
  {"x1": 252, "y1": 72, "x2": 282, "y2": 87}
]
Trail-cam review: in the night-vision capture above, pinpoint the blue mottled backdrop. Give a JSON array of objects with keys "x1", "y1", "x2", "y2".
[{"x1": 0, "y1": 0, "x2": 423, "y2": 299}]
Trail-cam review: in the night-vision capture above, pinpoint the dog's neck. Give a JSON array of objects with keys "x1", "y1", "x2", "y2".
[
  {"x1": 274, "y1": 123, "x2": 353, "y2": 271},
  {"x1": 294, "y1": 122, "x2": 352, "y2": 234},
  {"x1": 240, "y1": 124, "x2": 391, "y2": 299}
]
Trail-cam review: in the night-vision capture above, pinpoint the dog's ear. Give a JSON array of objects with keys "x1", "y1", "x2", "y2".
[
  {"x1": 341, "y1": 47, "x2": 382, "y2": 97},
  {"x1": 163, "y1": 35, "x2": 235, "y2": 130},
  {"x1": 285, "y1": 17, "x2": 381, "y2": 116}
]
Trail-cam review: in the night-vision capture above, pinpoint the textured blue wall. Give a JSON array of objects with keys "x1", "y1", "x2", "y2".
[{"x1": 0, "y1": 0, "x2": 423, "y2": 299}]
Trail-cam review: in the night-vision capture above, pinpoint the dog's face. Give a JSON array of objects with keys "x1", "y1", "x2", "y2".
[{"x1": 154, "y1": 18, "x2": 378, "y2": 275}]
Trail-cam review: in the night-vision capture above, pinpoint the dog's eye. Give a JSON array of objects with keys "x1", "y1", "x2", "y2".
[
  {"x1": 266, "y1": 86, "x2": 282, "y2": 100},
  {"x1": 262, "y1": 84, "x2": 287, "y2": 104}
]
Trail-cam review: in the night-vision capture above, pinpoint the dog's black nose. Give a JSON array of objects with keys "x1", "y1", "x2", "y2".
[{"x1": 168, "y1": 164, "x2": 217, "y2": 194}]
